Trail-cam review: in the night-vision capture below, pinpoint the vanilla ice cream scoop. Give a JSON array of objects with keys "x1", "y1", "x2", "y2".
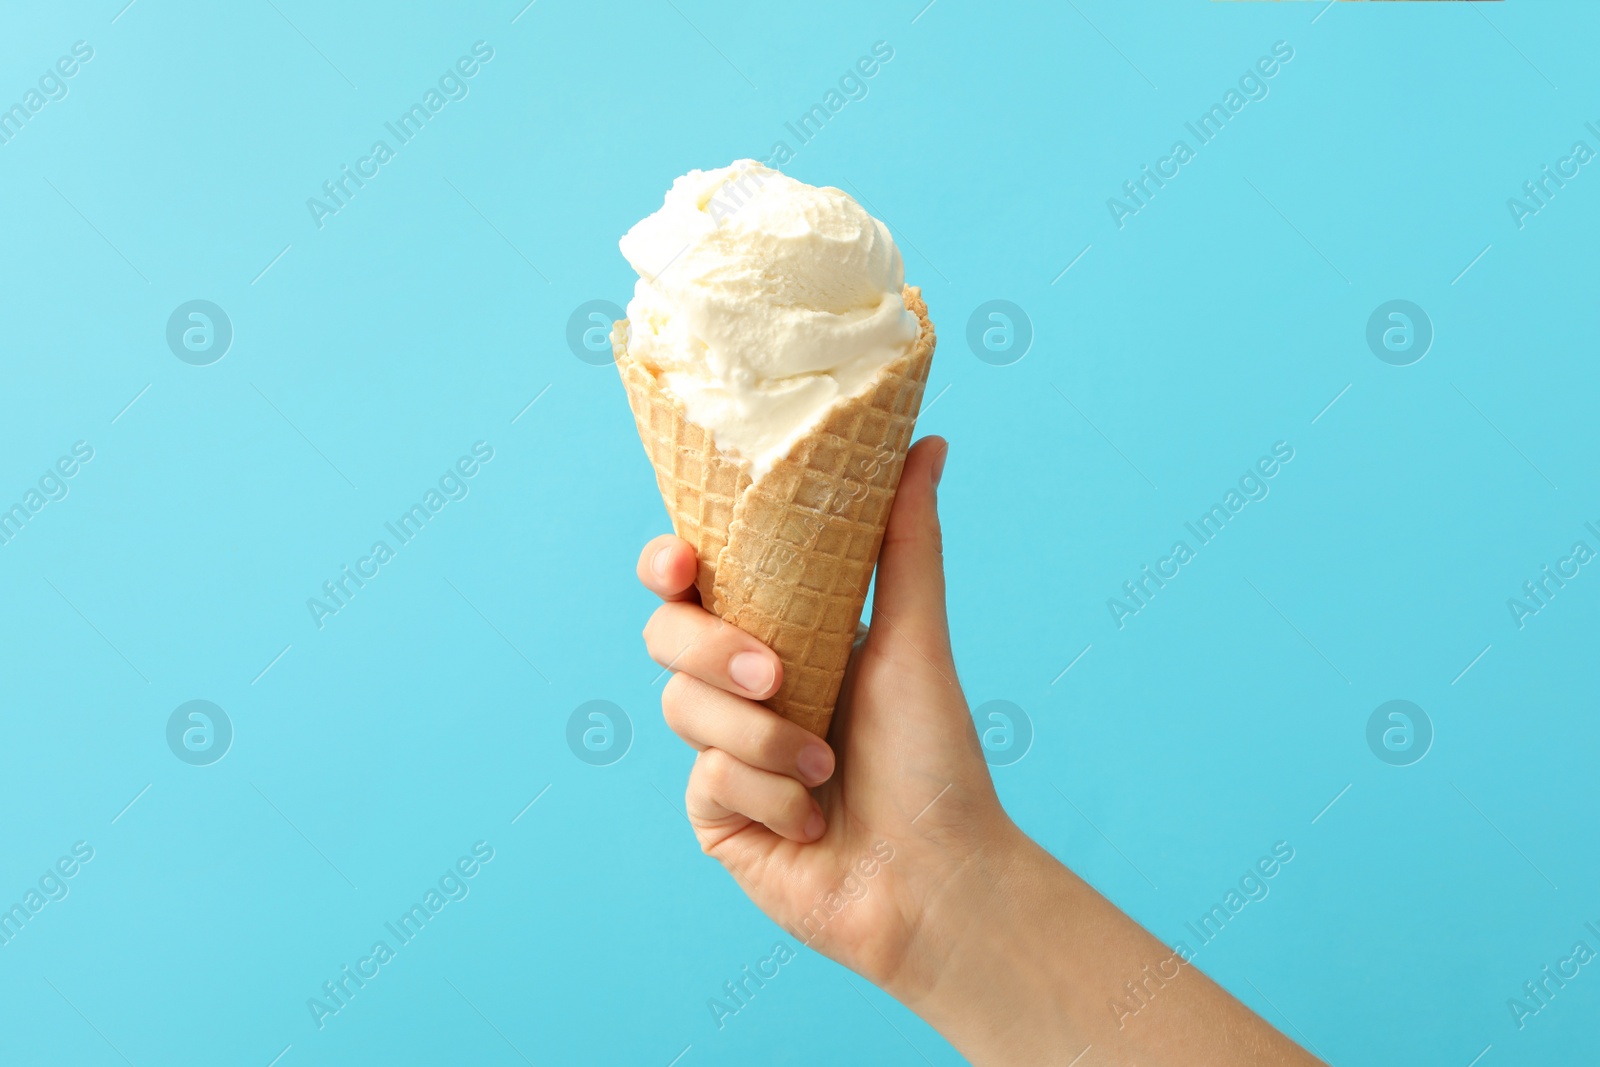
[{"x1": 619, "y1": 161, "x2": 920, "y2": 479}]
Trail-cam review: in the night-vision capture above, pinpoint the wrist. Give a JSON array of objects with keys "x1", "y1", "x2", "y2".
[
  {"x1": 891, "y1": 825, "x2": 1085, "y2": 1064},
  {"x1": 877, "y1": 815, "x2": 1326, "y2": 1067},
  {"x1": 884, "y1": 818, "x2": 1061, "y2": 1009}
]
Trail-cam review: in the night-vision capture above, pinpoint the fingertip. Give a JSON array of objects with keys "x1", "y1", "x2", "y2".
[
  {"x1": 884, "y1": 438, "x2": 946, "y2": 553},
  {"x1": 896, "y1": 436, "x2": 946, "y2": 507},
  {"x1": 639, "y1": 534, "x2": 676, "y2": 573},
  {"x1": 728, "y1": 649, "x2": 782, "y2": 699},
  {"x1": 637, "y1": 535, "x2": 699, "y2": 599},
  {"x1": 796, "y1": 742, "x2": 834, "y2": 786},
  {"x1": 802, "y1": 806, "x2": 826, "y2": 842},
  {"x1": 870, "y1": 435, "x2": 954, "y2": 662},
  {"x1": 662, "y1": 539, "x2": 698, "y2": 591}
]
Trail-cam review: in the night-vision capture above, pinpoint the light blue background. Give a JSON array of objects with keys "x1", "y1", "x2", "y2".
[{"x1": 2, "y1": 1, "x2": 1596, "y2": 1064}]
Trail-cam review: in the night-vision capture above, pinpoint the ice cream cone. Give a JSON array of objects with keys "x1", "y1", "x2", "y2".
[{"x1": 616, "y1": 286, "x2": 936, "y2": 737}]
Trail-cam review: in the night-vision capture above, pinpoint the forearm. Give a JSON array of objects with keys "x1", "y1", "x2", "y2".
[{"x1": 892, "y1": 828, "x2": 1324, "y2": 1066}]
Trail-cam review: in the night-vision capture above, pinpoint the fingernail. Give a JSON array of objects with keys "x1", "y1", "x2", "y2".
[
  {"x1": 651, "y1": 546, "x2": 672, "y2": 578},
  {"x1": 797, "y1": 743, "x2": 834, "y2": 785},
  {"x1": 729, "y1": 651, "x2": 775, "y2": 695},
  {"x1": 803, "y1": 808, "x2": 826, "y2": 841},
  {"x1": 931, "y1": 441, "x2": 949, "y2": 487}
]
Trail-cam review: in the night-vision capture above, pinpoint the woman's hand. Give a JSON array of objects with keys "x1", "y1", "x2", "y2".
[
  {"x1": 636, "y1": 436, "x2": 1324, "y2": 1066},
  {"x1": 636, "y1": 437, "x2": 1018, "y2": 996}
]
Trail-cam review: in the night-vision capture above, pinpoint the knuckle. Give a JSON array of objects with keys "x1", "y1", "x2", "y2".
[
  {"x1": 641, "y1": 610, "x2": 667, "y2": 656},
  {"x1": 744, "y1": 717, "x2": 792, "y2": 768},
  {"x1": 696, "y1": 747, "x2": 736, "y2": 794},
  {"x1": 660, "y1": 671, "x2": 697, "y2": 719},
  {"x1": 660, "y1": 680, "x2": 684, "y2": 728},
  {"x1": 776, "y1": 784, "x2": 812, "y2": 828}
]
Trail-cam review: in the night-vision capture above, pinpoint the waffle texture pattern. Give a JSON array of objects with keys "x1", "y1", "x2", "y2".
[{"x1": 616, "y1": 287, "x2": 936, "y2": 736}]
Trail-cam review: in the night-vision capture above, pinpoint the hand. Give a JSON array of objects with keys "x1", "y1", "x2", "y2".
[
  {"x1": 636, "y1": 437, "x2": 1015, "y2": 997},
  {"x1": 635, "y1": 437, "x2": 1325, "y2": 1066}
]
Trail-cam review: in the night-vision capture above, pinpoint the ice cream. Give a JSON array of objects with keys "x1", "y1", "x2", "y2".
[
  {"x1": 618, "y1": 160, "x2": 921, "y2": 480},
  {"x1": 613, "y1": 162, "x2": 938, "y2": 736}
]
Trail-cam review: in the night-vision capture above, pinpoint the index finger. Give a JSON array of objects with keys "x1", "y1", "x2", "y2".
[{"x1": 636, "y1": 534, "x2": 701, "y2": 603}]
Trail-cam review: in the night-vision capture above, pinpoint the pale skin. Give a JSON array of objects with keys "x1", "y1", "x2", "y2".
[{"x1": 638, "y1": 436, "x2": 1326, "y2": 1067}]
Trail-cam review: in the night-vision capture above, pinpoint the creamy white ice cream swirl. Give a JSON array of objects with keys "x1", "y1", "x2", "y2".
[{"x1": 619, "y1": 160, "x2": 920, "y2": 479}]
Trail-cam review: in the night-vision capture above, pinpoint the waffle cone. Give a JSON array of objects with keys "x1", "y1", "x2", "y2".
[{"x1": 616, "y1": 287, "x2": 936, "y2": 736}]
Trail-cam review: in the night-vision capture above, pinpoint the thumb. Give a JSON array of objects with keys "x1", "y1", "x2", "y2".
[{"x1": 867, "y1": 436, "x2": 952, "y2": 662}]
